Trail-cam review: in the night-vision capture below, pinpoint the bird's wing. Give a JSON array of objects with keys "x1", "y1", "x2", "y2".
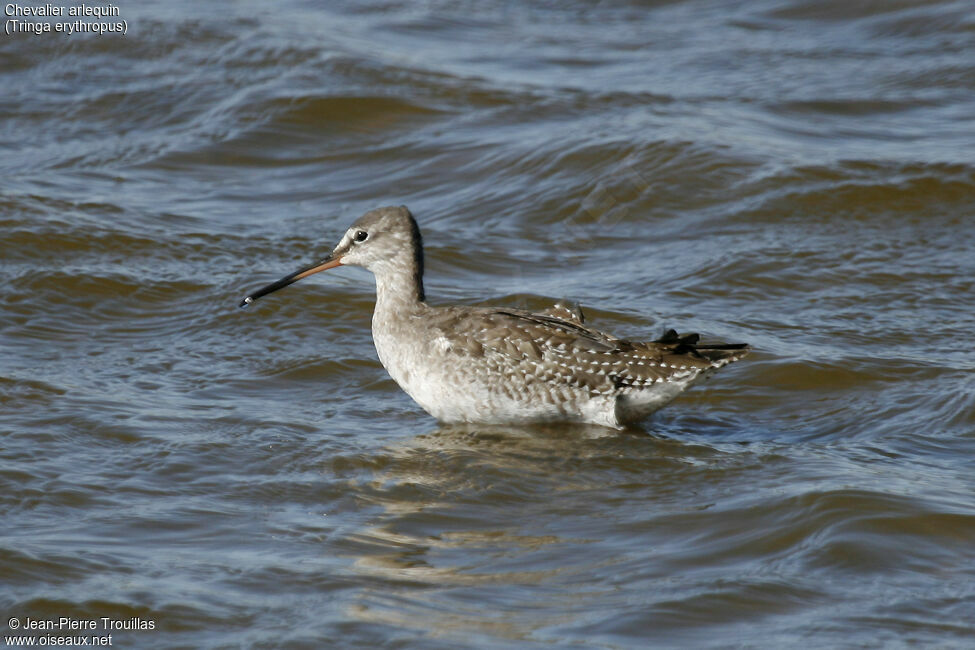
[
  {"x1": 433, "y1": 306, "x2": 743, "y2": 394},
  {"x1": 534, "y1": 300, "x2": 586, "y2": 325}
]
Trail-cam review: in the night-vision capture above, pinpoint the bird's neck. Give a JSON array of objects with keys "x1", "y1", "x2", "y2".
[{"x1": 372, "y1": 254, "x2": 426, "y2": 323}]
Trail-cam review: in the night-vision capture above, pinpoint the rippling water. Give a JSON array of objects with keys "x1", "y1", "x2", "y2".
[{"x1": 3, "y1": 1, "x2": 975, "y2": 647}]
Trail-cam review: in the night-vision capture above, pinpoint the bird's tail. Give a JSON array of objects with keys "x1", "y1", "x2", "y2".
[{"x1": 656, "y1": 328, "x2": 751, "y2": 366}]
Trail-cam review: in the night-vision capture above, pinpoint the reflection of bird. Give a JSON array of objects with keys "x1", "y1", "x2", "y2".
[{"x1": 241, "y1": 206, "x2": 750, "y2": 428}]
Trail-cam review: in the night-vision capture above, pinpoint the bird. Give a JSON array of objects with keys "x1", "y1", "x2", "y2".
[{"x1": 240, "y1": 206, "x2": 749, "y2": 429}]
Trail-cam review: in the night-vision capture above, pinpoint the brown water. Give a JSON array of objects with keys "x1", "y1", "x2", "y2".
[{"x1": 2, "y1": 1, "x2": 975, "y2": 647}]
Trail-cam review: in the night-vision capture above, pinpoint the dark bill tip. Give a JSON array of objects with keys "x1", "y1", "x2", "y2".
[{"x1": 238, "y1": 254, "x2": 342, "y2": 309}]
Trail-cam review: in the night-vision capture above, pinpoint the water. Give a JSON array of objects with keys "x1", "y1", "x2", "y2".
[{"x1": 2, "y1": 1, "x2": 975, "y2": 647}]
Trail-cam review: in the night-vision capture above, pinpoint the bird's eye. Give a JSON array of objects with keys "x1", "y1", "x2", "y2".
[{"x1": 353, "y1": 230, "x2": 368, "y2": 243}]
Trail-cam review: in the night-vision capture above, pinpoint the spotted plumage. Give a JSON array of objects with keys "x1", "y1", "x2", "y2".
[{"x1": 241, "y1": 206, "x2": 750, "y2": 428}]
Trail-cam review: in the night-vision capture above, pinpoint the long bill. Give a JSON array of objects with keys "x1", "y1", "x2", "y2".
[{"x1": 239, "y1": 254, "x2": 343, "y2": 308}]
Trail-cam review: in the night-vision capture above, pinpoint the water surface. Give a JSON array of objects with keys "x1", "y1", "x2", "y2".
[{"x1": 2, "y1": 1, "x2": 974, "y2": 647}]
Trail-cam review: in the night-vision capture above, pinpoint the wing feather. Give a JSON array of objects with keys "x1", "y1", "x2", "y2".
[{"x1": 431, "y1": 305, "x2": 748, "y2": 395}]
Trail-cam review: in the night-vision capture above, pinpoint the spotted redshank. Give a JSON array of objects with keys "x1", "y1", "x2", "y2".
[{"x1": 240, "y1": 206, "x2": 749, "y2": 428}]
